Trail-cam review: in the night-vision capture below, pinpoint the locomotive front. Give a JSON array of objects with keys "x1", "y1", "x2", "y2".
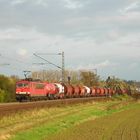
[{"x1": 16, "y1": 80, "x2": 30, "y2": 101}]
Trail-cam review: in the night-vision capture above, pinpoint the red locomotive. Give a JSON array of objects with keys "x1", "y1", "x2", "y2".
[{"x1": 16, "y1": 79, "x2": 59, "y2": 101}]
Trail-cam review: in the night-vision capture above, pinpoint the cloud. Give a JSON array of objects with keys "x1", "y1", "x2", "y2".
[
  {"x1": 17, "y1": 48, "x2": 27, "y2": 56},
  {"x1": 94, "y1": 60, "x2": 119, "y2": 69},
  {"x1": 0, "y1": 27, "x2": 45, "y2": 41},
  {"x1": 1, "y1": 26, "x2": 140, "y2": 65},
  {"x1": 35, "y1": 0, "x2": 48, "y2": 7},
  {"x1": 129, "y1": 62, "x2": 139, "y2": 69},
  {"x1": 63, "y1": 0, "x2": 84, "y2": 9},
  {"x1": 11, "y1": 0, "x2": 48, "y2": 7},
  {"x1": 70, "y1": 60, "x2": 119, "y2": 71},
  {"x1": 119, "y1": 1, "x2": 140, "y2": 14},
  {"x1": 11, "y1": 0, "x2": 26, "y2": 5}
]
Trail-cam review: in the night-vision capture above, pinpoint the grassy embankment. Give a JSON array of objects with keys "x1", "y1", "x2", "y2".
[{"x1": 0, "y1": 95, "x2": 139, "y2": 140}]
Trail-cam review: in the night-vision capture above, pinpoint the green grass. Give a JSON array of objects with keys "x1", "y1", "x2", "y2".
[
  {"x1": 10, "y1": 103, "x2": 106, "y2": 140},
  {"x1": 0, "y1": 97, "x2": 139, "y2": 140}
]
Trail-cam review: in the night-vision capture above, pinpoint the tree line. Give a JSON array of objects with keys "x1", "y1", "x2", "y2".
[{"x1": 31, "y1": 70, "x2": 138, "y2": 93}]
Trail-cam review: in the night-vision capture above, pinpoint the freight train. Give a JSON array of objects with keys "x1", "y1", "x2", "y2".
[{"x1": 16, "y1": 78, "x2": 128, "y2": 102}]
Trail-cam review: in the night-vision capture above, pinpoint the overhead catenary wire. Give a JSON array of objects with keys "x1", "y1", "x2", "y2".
[
  {"x1": 33, "y1": 53, "x2": 62, "y2": 69},
  {"x1": 33, "y1": 52, "x2": 65, "y2": 83}
]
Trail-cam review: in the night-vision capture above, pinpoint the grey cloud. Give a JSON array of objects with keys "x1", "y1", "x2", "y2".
[{"x1": 0, "y1": 0, "x2": 139, "y2": 39}]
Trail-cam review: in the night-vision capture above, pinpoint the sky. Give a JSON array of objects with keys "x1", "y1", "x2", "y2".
[{"x1": 0, "y1": 0, "x2": 140, "y2": 80}]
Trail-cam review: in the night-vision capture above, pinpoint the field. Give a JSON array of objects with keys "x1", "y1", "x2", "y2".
[
  {"x1": 0, "y1": 95, "x2": 139, "y2": 140},
  {"x1": 48, "y1": 102, "x2": 140, "y2": 140}
]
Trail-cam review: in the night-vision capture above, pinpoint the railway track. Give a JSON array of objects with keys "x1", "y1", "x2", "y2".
[{"x1": 0, "y1": 97, "x2": 111, "y2": 117}]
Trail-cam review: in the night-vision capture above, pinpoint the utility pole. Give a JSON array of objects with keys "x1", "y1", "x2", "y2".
[{"x1": 61, "y1": 51, "x2": 65, "y2": 83}]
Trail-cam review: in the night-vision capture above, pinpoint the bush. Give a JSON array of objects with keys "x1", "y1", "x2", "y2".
[
  {"x1": 0, "y1": 75, "x2": 16, "y2": 102},
  {"x1": 0, "y1": 89, "x2": 6, "y2": 102}
]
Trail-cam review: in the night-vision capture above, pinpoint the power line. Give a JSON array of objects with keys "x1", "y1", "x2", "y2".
[
  {"x1": 32, "y1": 63, "x2": 49, "y2": 65},
  {"x1": 36, "y1": 53, "x2": 62, "y2": 55}
]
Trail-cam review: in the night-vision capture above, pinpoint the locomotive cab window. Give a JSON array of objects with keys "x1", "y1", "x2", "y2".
[{"x1": 16, "y1": 83, "x2": 29, "y2": 88}]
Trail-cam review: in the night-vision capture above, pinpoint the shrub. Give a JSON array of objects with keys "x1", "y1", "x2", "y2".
[{"x1": 0, "y1": 75, "x2": 16, "y2": 102}]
